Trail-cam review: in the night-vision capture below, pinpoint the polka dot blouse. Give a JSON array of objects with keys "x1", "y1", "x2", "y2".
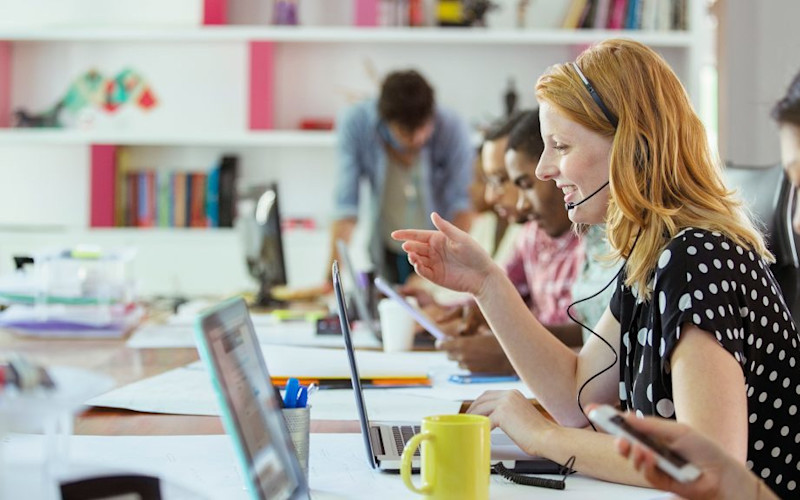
[{"x1": 610, "y1": 228, "x2": 800, "y2": 497}]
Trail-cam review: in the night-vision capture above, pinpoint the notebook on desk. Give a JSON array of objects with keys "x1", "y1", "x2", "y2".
[
  {"x1": 194, "y1": 298, "x2": 310, "y2": 500},
  {"x1": 332, "y1": 261, "x2": 562, "y2": 474}
]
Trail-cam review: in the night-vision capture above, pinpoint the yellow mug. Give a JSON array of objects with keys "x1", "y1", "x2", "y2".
[{"x1": 400, "y1": 414, "x2": 490, "y2": 500}]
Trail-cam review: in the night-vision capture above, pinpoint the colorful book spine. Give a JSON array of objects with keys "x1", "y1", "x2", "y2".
[
  {"x1": 592, "y1": 0, "x2": 612, "y2": 28},
  {"x1": 173, "y1": 172, "x2": 187, "y2": 228},
  {"x1": 608, "y1": 0, "x2": 628, "y2": 29},
  {"x1": 625, "y1": 0, "x2": 641, "y2": 29},
  {"x1": 206, "y1": 165, "x2": 220, "y2": 228},
  {"x1": 190, "y1": 172, "x2": 208, "y2": 228},
  {"x1": 157, "y1": 170, "x2": 171, "y2": 228},
  {"x1": 218, "y1": 155, "x2": 238, "y2": 228}
]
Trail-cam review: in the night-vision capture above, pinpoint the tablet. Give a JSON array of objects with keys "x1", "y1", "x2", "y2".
[{"x1": 373, "y1": 277, "x2": 447, "y2": 341}]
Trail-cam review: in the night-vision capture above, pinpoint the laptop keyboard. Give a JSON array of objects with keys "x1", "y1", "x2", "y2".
[{"x1": 392, "y1": 425, "x2": 421, "y2": 456}]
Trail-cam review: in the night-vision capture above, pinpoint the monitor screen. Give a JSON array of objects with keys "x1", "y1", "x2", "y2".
[{"x1": 240, "y1": 183, "x2": 288, "y2": 305}]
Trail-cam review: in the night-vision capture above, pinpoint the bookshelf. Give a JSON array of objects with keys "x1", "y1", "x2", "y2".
[
  {"x1": 0, "y1": 0, "x2": 711, "y2": 295},
  {"x1": 0, "y1": 26, "x2": 695, "y2": 45}
]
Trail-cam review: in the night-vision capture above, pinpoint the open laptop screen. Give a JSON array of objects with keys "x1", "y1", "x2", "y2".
[
  {"x1": 195, "y1": 298, "x2": 308, "y2": 500},
  {"x1": 332, "y1": 261, "x2": 380, "y2": 469}
]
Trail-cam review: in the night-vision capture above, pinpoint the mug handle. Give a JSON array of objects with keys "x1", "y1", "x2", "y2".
[{"x1": 400, "y1": 432, "x2": 434, "y2": 495}]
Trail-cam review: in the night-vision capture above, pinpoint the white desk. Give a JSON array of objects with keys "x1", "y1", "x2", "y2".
[{"x1": 3, "y1": 433, "x2": 665, "y2": 500}]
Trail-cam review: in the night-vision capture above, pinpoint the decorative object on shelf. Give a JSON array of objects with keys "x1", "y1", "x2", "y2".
[
  {"x1": 13, "y1": 101, "x2": 65, "y2": 128},
  {"x1": 516, "y1": 0, "x2": 530, "y2": 28},
  {"x1": 13, "y1": 68, "x2": 158, "y2": 129},
  {"x1": 378, "y1": 0, "x2": 408, "y2": 27},
  {"x1": 504, "y1": 77, "x2": 518, "y2": 117},
  {"x1": 273, "y1": 0, "x2": 299, "y2": 25},
  {"x1": 437, "y1": 0, "x2": 497, "y2": 27},
  {"x1": 299, "y1": 117, "x2": 335, "y2": 130}
]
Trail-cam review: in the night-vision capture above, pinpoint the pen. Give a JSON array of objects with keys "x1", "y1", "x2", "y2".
[{"x1": 283, "y1": 377, "x2": 300, "y2": 408}]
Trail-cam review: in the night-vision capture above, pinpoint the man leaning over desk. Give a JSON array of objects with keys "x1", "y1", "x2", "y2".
[{"x1": 328, "y1": 69, "x2": 475, "y2": 284}]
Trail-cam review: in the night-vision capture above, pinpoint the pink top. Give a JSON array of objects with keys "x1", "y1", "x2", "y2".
[{"x1": 504, "y1": 222, "x2": 584, "y2": 325}]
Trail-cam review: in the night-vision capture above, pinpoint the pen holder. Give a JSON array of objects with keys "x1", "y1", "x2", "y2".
[{"x1": 282, "y1": 406, "x2": 310, "y2": 476}]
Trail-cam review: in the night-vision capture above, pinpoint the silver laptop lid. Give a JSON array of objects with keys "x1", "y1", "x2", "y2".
[{"x1": 332, "y1": 261, "x2": 379, "y2": 469}]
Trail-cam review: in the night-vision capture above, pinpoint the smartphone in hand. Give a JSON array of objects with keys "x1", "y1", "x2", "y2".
[{"x1": 587, "y1": 405, "x2": 702, "y2": 483}]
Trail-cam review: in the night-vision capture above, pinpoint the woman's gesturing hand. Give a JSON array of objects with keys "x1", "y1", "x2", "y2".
[{"x1": 392, "y1": 212, "x2": 496, "y2": 296}]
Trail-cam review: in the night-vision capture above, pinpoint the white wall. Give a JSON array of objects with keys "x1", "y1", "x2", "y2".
[{"x1": 718, "y1": 0, "x2": 800, "y2": 166}]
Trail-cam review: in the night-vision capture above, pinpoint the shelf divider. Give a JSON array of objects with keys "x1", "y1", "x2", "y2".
[
  {"x1": 90, "y1": 145, "x2": 118, "y2": 228},
  {"x1": 203, "y1": 0, "x2": 228, "y2": 26},
  {"x1": 249, "y1": 41, "x2": 275, "y2": 130},
  {"x1": 0, "y1": 41, "x2": 11, "y2": 128},
  {"x1": 354, "y1": 0, "x2": 378, "y2": 27}
]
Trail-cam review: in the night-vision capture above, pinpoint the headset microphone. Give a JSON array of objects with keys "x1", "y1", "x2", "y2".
[{"x1": 565, "y1": 181, "x2": 610, "y2": 210}]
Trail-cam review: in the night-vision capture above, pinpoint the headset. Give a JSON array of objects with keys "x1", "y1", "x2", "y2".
[{"x1": 565, "y1": 61, "x2": 637, "y2": 431}]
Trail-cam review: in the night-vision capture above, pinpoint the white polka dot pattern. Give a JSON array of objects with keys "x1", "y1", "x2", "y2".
[{"x1": 610, "y1": 228, "x2": 800, "y2": 498}]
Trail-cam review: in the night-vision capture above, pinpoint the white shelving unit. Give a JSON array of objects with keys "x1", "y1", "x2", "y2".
[
  {"x1": 0, "y1": 129, "x2": 337, "y2": 147},
  {"x1": 0, "y1": 3, "x2": 711, "y2": 295},
  {"x1": 0, "y1": 26, "x2": 696, "y2": 45}
]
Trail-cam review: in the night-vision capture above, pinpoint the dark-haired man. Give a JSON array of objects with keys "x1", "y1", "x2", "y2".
[{"x1": 329, "y1": 70, "x2": 474, "y2": 284}]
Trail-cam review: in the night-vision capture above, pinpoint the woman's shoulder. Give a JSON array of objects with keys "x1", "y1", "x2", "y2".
[
  {"x1": 661, "y1": 228, "x2": 756, "y2": 264},
  {"x1": 654, "y1": 227, "x2": 767, "y2": 290}
]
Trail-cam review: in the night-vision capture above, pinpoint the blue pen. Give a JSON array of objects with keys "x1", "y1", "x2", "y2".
[
  {"x1": 283, "y1": 378, "x2": 300, "y2": 408},
  {"x1": 449, "y1": 373, "x2": 520, "y2": 384},
  {"x1": 296, "y1": 386, "x2": 308, "y2": 408}
]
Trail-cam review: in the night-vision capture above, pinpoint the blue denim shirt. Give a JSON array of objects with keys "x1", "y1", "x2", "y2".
[{"x1": 333, "y1": 99, "x2": 474, "y2": 272}]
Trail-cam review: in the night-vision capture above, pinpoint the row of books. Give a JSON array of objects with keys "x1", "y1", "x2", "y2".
[
  {"x1": 563, "y1": 0, "x2": 688, "y2": 30},
  {"x1": 111, "y1": 154, "x2": 238, "y2": 228}
]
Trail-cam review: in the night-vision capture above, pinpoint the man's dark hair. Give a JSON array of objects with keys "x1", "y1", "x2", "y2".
[
  {"x1": 507, "y1": 109, "x2": 544, "y2": 160},
  {"x1": 773, "y1": 70, "x2": 800, "y2": 126},
  {"x1": 378, "y1": 70, "x2": 435, "y2": 131},
  {"x1": 484, "y1": 111, "x2": 528, "y2": 142}
]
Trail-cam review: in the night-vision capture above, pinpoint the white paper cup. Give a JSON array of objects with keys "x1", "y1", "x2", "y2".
[{"x1": 378, "y1": 297, "x2": 417, "y2": 352}]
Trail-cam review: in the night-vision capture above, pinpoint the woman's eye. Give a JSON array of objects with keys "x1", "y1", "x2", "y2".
[{"x1": 553, "y1": 144, "x2": 567, "y2": 152}]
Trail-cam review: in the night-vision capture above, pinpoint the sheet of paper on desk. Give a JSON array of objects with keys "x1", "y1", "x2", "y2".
[
  {"x1": 393, "y1": 378, "x2": 535, "y2": 402},
  {"x1": 87, "y1": 363, "x2": 460, "y2": 420},
  {"x1": 1, "y1": 433, "x2": 665, "y2": 500},
  {"x1": 259, "y1": 344, "x2": 454, "y2": 379},
  {"x1": 127, "y1": 321, "x2": 381, "y2": 349}
]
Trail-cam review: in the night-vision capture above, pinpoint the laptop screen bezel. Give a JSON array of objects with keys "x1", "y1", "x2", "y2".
[
  {"x1": 332, "y1": 261, "x2": 379, "y2": 469},
  {"x1": 195, "y1": 297, "x2": 310, "y2": 499}
]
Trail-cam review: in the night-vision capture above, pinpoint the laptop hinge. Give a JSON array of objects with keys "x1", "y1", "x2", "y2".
[{"x1": 370, "y1": 426, "x2": 386, "y2": 456}]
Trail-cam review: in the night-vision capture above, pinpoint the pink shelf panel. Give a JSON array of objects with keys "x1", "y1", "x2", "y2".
[
  {"x1": 203, "y1": 0, "x2": 228, "y2": 25},
  {"x1": 355, "y1": 0, "x2": 378, "y2": 27},
  {"x1": 248, "y1": 41, "x2": 274, "y2": 130},
  {"x1": 0, "y1": 42, "x2": 11, "y2": 128},
  {"x1": 90, "y1": 145, "x2": 117, "y2": 228}
]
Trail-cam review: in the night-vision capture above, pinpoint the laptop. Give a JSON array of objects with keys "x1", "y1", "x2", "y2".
[
  {"x1": 195, "y1": 298, "x2": 310, "y2": 500},
  {"x1": 335, "y1": 239, "x2": 381, "y2": 339},
  {"x1": 337, "y1": 240, "x2": 438, "y2": 348},
  {"x1": 332, "y1": 261, "x2": 563, "y2": 474}
]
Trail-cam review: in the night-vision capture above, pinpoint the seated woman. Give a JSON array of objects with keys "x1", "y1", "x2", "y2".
[{"x1": 393, "y1": 39, "x2": 798, "y2": 497}]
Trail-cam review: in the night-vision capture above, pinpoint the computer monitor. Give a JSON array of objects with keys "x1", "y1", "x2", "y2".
[{"x1": 240, "y1": 182, "x2": 288, "y2": 306}]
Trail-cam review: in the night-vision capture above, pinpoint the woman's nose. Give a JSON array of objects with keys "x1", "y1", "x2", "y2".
[{"x1": 535, "y1": 152, "x2": 556, "y2": 181}]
